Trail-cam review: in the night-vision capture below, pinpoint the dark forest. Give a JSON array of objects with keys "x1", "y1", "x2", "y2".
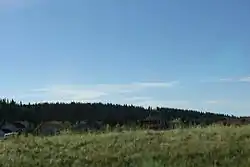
[{"x1": 0, "y1": 98, "x2": 238, "y2": 128}]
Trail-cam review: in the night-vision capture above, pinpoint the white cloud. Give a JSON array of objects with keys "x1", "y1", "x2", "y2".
[
  {"x1": 25, "y1": 86, "x2": 106, "y2": 103},
  {"x1": 204, "y1": 100, "x2": 225, "y2": 104},
  {"x1": 133, "y1": 81, "x2": 179, "y2": 88},
  {"x1": 202, "y1": 76, "x2": 250, "y2": 83},
  {"x1": 21, "y1": 81, "x2": 179, "y2": 103},
  {"x1": 239, "y1": 76, "x2": 250, "y2": 82},
  {"x1": 6, "y1": 80, "x2": 250, "y2": 116},
  {"x1": 222, "y1": 76, "x2": 250, "y2": 83},
  {"x1": 126, "y1": 98, "x2": 190, "y2": 109},
  {"x1": 218, "y1": 78, "x2": 234, "y2": 82},
  {"x1": 124, "y1": 96, "x2": 152, "y2": 102},
  {"x1": 94, "y1": 81, "x2": 179, "y2": 93}
]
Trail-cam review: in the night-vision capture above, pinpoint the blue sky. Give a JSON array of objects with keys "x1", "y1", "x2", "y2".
[{"x1": 0, "y1": 0, "x2": 249, "y2": 116}]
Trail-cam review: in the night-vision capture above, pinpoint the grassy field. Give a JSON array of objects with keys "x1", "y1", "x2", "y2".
[{"x1": 1, "y1": 125, "x2": 250, "y2": 167}]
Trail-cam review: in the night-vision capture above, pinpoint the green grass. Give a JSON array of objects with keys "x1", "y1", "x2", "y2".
[{"x1": 1, "y1": 125, "x2": 250, "y2": 167}]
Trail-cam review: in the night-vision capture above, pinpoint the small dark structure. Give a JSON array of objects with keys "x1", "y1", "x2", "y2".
[
  {"x1": 1, "y1": 129, "x2": 12, "y2": 133},
  {"x1": 216, "y1": 117, "x2": 248, "y2": 126},
  {"x1": 12, "y1": 122, "x2": 26, "y2": 131},
  {"x1": 34, "y1": 121, "x2": 64, "y2": 136},
  {"x1": 141, "y1": 113, "x2": 167, "y2": 130},
  {"x1": 72, "y1": 120, "x2": 104, "y2": 132}
]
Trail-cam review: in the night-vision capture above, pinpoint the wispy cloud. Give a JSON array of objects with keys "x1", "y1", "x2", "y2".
[
  {"x1": 218, "y1": 78, "x2": 234, "y2": 82},
  {"x1": 133, "y1": 81, "x2": 179, "y2": 88},
  {"x1": 239, "y1": 76, "x2": 250, "y2": 82},
  {"x1": 131, "y1": 99, "x2": 191, "y2": 109},
  {"x1": 94, "y1": 81, "x2": 179, "y2": 93},
  {"x1": 220, "y1": 76, "x2": 250, "y2": 83},
  {"x1": 22, "y1": 81, "x2": 179, "y2": 103},
  {"x1": 202, "y1": 76, "x2": 250, "y2": 83},
  {"x1": 204, "y1": 100, "x2": 226, "y2": 104},
  {"x1": 124, "y1": 96, "x2": 152, "y2": 102},
  {"x1": 6, "y1": 80, "x2": 250, "y2": 116}
]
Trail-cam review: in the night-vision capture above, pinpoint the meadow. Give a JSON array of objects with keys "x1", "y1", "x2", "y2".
[{"x1": 1, "y1": 125, "x2": 250, "y2": 167}]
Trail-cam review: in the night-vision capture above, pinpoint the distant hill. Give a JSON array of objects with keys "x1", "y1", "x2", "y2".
[{"x1": 0, "y1": 98, "x2": 239, "y2": 127}]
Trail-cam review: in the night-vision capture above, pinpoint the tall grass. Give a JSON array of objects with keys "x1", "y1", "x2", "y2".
[{"x1": 1, "y1": 125, "x2": 250, "y2": 167}]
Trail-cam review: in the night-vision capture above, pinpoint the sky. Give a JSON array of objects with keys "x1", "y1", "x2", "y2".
[{"x1": 0, "y1": 0, "x2": 249, "y2": 116}]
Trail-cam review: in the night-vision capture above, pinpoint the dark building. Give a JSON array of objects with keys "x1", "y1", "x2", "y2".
[{"x1": 141, "y1": 112, "x2": 167, "y2": 130}]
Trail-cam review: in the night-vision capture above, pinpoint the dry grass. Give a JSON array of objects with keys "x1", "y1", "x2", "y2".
[{"x1": 1, "y1": 125, "x2": 250, "y2": 167}]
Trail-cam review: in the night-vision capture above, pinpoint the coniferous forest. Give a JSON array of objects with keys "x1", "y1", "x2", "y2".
[{"x1": 0, "y1": 98, "x2": 239, "y2": 128}]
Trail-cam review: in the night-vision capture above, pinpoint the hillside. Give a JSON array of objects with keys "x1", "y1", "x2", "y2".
[
  {"x1": 0, "y1": 98, "x2": 235, "y2": 127},
  {"x1": 1, "y1": 125, "x2": 250, "y2": 167}
]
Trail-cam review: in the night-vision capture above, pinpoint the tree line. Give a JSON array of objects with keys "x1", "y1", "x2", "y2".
[{"x1": 0, "y1": 98, "x2": 236, "y2": 127}]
